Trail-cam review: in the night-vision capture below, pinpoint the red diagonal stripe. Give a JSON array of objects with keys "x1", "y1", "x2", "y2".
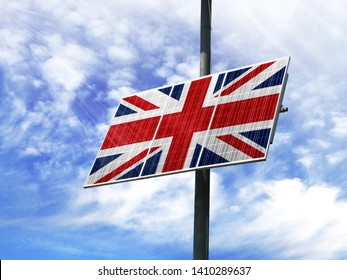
[
  {"x1": 211, "y1": 94, "x2": 279, "y2": 129},
  {"x1": 220, "y1": 61, "x2": 275, "y2": 96},
  {"x1": 94, "y1": 146, "x2": 160, "y2": 184},
  {"x1": 101, "y1": 116, "x2": 161, "y2": 149},
  {"x1": 217, "y1": 134, "x2": 265, "y2": 158},
  {"x1": 124, "y1": 95, "x2": 159, "y2": 111}
]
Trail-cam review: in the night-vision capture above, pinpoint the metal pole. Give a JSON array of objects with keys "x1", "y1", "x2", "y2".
[
  {"x1": 200, "y1": 0, "x2": 211, "y2": 77},
  {"x1": 193, "y1": 0, "x2": 211, "y2": 260}
]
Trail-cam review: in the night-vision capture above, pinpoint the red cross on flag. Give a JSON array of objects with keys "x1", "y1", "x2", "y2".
[{"x1": 84, "y1": 57, "x2": 290, "y2": 188}]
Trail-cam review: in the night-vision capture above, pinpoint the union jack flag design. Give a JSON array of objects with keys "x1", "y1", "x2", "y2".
[{"x1": 85, "y1": 57, "x2": 290, "y2": 187}]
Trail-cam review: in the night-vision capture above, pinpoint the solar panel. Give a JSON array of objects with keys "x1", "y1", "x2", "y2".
[{"x1": 84, "y1": 56, "x2": 290, "y2": 188}]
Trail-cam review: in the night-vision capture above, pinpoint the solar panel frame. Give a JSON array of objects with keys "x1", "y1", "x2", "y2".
[{"x1": 84, "y1": 57, "x2": 290, "y2": 188}]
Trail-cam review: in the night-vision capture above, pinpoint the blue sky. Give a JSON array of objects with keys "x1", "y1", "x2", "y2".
[{"x1": 1, "y1": 0, "x2": 347, "y2": 260}]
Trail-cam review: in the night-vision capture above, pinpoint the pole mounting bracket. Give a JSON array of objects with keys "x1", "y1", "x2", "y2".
[{"x1": 280, "y1": 105, "x2": 288, "y2": 113}]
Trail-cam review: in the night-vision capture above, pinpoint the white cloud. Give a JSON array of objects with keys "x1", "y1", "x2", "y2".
[
  {"x1": 107, "y1": 45, "x2": 138, "y2": 65},
  {"x1": 54, "y1": 171, "x2": 225, "y2": 245},
  {"x1": 297, "y1": 156, "x2": 315, "y2": 168},
  {"x1": 310, "y1": 139, "x2": 331, "y2": 149},
  {"x1": 293, "y1": 147, "x2": 315, "y2": 168},
  {"x1": 108, "y1": 68, "x2": 136, "y2": 89},
  {"x1": 302, "y1": 119, "x2": 325, "y2": 130},
  {"x1": 155, "y1": 47, "x2": 199, "y2": 84},
  {"x1": 61, "y1": 172, "x2": 195, "y2": 243},
  {"x1": 42, "y1": 57, "x2": 84, "y2": 92},
  {"x1": 12, "y1": 95, "x2": 27, "y2": 117},
  {"x1": 22, "y1": 147, "x2": 41, "y2": 156},
  {"x1": 50, "y1": 175, "x2": 347, "y2": 259},
  {"x1": 331, "y1": 116, "x2": 347, "y2": 138},
  {"x1": 326, "y1": 151, "x2": 347, "y2": 166},
  {"x1": 271, "y1": 131, "x2": 293, "y2": 146},
  {"x1": 108, "y1": 86, "x2": 135, "y2": 102},
  {"x1": 213, "y1": 178, "x2": 347, "y2": 259},
  {"x1": 0, "y1": 28, "x2": 28, "y2": 66},
  {"x1": 41, "y1": 36, "x2": 97, "y2": 93}
]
